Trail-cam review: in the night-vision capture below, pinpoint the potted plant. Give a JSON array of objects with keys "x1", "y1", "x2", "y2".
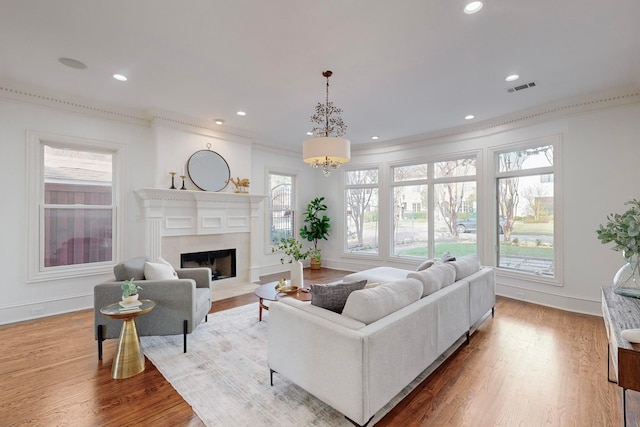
[
  {"x1": 300, "y1": 197, "x2": 331, "y2": 270},
  {"x1": 596, "y1": 199, "x2": 640, "y2": 297},
  {"x1": 272, "y1": 237, "x2": 309, "y2": 287},
  {"x1": 271, "y1": 237, "x2": 309, "y2": 264},
  {"x1": 121, "y1": 278, "x2": 143, "y2": 304}
]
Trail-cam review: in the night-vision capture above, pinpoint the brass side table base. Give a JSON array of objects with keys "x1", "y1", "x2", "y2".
[
  {"x1": 112, "y1": 318, "x2": 145, "y2": 379},
  {"x1": 100, "y1": 299, "x2": 156, "y2": 380}
]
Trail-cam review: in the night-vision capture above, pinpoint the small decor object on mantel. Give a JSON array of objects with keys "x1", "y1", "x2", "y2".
[
  {"x1": 596, "y1": 199, "x2": 640, "y2": 298},
  {"x1": 120, "y1": 278, "x2": 143, "y2": 305},
  {"x1": 228, "y1": 177, "x2": 250, "y2": 193}
]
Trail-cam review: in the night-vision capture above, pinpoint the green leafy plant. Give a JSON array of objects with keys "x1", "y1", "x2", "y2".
[
  {"x1": 272, "y1": 237, "x2": 309, "y2": 264},
  {"x1": 299, "y1": 197, "x2": 331, "y2": 260},
  {"x1": 597, "y1": 199, "x2": 640, "y2": 259},
  {"x1": 121, "y1": 278, "x2": 143, "y2": 298}
]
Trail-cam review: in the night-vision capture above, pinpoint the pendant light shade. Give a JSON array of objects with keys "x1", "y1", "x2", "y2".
[{"x1": 303, "y1": 70, "x2": 350, "y2": 176}]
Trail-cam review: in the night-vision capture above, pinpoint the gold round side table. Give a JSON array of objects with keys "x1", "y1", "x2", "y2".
[{"x1": 100, "y1": 299, "x2": 156, "y2": 379}]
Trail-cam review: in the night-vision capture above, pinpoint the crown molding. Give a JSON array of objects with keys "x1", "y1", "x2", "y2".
[
  {"x1": 148, "y1": 109, "x2": 254, "y2": 145},
  {"x1": 0, "y1": 78, "x2": 151, "y2": 126},
  {"x1": 0, "y1": 79, "x2": 256, "y2": 143},
  {"x1": 355, "y1": 85, "x2": 640, "y2": 156}
]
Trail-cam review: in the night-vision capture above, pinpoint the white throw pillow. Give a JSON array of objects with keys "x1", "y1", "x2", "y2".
[
  {"x1": 144, "y1": 261, "x2": 179, "y2": 280},
  {"x1": 416, "y1": 258, "x2": 437, "y2": 271},
  {"x1": 407, "y1": 263, "x2": 456, "y2": 296},
  {"x1": 341, "y1": 278, "x2": 422, "y2": 325},
  {"x1": 157, "y1": 257, "x2": 178, "y2": 277}
]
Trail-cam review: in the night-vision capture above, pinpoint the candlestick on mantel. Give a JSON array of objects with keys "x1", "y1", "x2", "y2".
[
  {"x1": 180, "y1": 175, "x2": 187, "y2": 190},
  {"x1": 169, "y1": 172, "x2": 177, "y2": 190}
]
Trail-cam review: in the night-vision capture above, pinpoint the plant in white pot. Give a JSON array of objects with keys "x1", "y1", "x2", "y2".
[
  {"x1": 597, "y1": 199, "x2": 640, "y2": 297},
  {"x1": 121, "y1": 278, "x2": 143, "y2": 304},
  {"x1": 272, "y1": 237, "x2": 309, "y2": 288},
  {"x1": 300, "y1": 197, "x2": 331, "y2": 270}
]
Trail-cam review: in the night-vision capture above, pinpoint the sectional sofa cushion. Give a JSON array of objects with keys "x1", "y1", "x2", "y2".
[
  {"x1": 449, "y1": 254, "x2": 481, "y2": 281},
  {"x1": 113, "y1": 256, "x2": 149, "y2": 281},
  {"x1": 341, "y1": 278, "x2": 422, "y2": 325},
  {"x1": 407, "y1": 263, "x2": 456, "y2": 296},
  {"x1": 311, "y1": 280, "x2": 367, "y2": 313},
  {"x1": 342, "y1": 267, "x2": 413, "y2": 284}
]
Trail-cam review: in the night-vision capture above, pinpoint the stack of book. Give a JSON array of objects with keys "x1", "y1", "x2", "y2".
[{"x1": 118, "y1": 300, "x2": 142, "y2": 313}]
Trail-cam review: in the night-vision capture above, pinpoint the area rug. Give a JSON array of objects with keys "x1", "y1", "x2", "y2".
[{"x1": 141, "y1": 303, "x2": 464, "y2": 427}]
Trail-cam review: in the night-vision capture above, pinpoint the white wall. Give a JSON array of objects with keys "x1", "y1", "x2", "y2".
[
  {"x1": 1, "y1": 91, "x2": 638, "y2": 323},
  {"x1": 251, "y1": 146, "x2": 321, "y2": 276},
  {"x1": 318, "y1": 103, "x2": 640, "y2": 315},
  {"x1": 0, "y1": 98, "x2": 262, "y2": 324},
  {"x1": 0, "y1": 98, "x2": 152, "y2": 324}
]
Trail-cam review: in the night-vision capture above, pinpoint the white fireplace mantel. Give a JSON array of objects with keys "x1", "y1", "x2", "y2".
[{"x1": 134, "y1": 188, "x2": 266, "y2": 281}]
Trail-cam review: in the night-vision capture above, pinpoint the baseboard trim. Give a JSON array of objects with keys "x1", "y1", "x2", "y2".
[{"x1": 0, "y1": 294, "x2": 93, "y2": 325}]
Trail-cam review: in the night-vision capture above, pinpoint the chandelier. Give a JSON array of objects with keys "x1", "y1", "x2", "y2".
[{"x1": 302, "y1": 70, "x2": 351, "y2": 176}]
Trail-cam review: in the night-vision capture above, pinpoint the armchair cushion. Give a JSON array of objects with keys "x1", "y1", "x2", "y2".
[{"x1": 113, "y1": 256, "x2": 149, "y2": 281}]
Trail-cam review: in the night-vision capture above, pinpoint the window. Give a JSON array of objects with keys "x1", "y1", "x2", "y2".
[
  {"x1": 433, "y1": 159, "x2": 477, "y2": 258},
  {"x1": 345, "y1": 168, "x2": 379, "y2": 254},
  {"x1": 28, "y1": 132, "x2": 121, "y2": 281},
  {"x1": 391, "y1": 157, "x2": 477, "y2": 258},
  {"x1": 392, "y1": 163, "x2": 428, "y2": 257},
  {"x1": 495, "y1": 142, "x2": 557, "y2": 278},
  {"x1": 268, "y1": 172, "x2": 294, "y2": 244}
]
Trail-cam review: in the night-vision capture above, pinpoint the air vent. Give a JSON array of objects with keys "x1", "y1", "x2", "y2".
[{"x1": 507, "y1": 81, "x2": 536, "y2": 93}]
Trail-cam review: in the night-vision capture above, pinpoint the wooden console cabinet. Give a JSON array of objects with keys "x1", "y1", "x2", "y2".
[{"x1": 602, "y1": 285, "x2": 640, "y2": 426}]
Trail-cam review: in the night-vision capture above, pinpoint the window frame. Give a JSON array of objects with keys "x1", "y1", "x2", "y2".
[
  {"x1": 27, "y1": 131, "x2": 123, "y2": 282},
  {"x1": 389, "y1": 153, "x2": 478, "y2": 260},
  {"x1": 265, "y1": 169, "x2": 296, "y2": 250},
  {"x1": 343, "y1": 165, "x2": 382, "y2": 257},
  {"x1": 489, "y1": 134, "x2": 563, "y2": 286}
]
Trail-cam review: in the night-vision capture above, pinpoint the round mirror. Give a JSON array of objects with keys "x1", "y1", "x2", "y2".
[{"x1": 187, "y1": 150, "x2": 230, "y2": 192}]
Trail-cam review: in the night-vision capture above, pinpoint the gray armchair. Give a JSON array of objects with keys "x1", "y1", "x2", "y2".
[{"x1": 94, "y1": 256, "x2": 212, "y2": 360}]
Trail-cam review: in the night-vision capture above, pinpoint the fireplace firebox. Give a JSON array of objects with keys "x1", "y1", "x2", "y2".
[{"x1": 180, "y1": 249, "x2": 236, "y2": 281}]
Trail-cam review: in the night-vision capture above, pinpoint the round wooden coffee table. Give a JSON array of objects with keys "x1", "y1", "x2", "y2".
[{"x1": 254, "y1": 280, "x2": 312, "y2": 321}]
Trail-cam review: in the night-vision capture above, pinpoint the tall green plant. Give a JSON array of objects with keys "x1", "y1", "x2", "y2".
[{"x1": 300, "y1": 197, "x2": 331, "y2": 259}]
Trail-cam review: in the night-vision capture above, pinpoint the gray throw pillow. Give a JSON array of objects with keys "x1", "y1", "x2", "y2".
[
  {"x1": 113, "y1": 256, "x2": 149, "y2": 281},
  {"x1": 311, "y1": 280, "x2": 367, "y2": 313}
]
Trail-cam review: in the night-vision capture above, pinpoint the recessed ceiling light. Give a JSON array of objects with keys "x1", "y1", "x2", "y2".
[
  {"x1": 236, "y1": 111, "x2": 246, "y2": 116},
  {"x1": 113, "y1": 74, "x2": 127, "y2": 81},
  {"x1": 371, "y1": 136, "x2": 379, "y2": 140},
  {"x1": 505, "y1": 74, "x2": 520, "y2": 82},
  {"x1": 465, "y1": 115, "x2": 475, "y2": 120},
  {"x1": 464, "y1": 1, "x2": 483, "y2": 14},
  {"x1": 58, "y1": 57, "x2": 87, "y2": 70},
  {"x1": 215, "y1": 119, "x2": 224, "y2": 125}
]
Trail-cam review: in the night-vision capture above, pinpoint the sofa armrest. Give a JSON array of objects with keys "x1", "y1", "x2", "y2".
[
  {"x1": 176, "y1": 267, "x2": 212, "y2": 289},
  {"x1": 268, "y1": 300, "x2": 368, "y2": 425}
]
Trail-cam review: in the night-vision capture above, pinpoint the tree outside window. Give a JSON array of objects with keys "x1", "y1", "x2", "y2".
[
  {"x1": 345, "y1": 168, "x2": 379, "y2": 254},
  {"x1": 496, "y1": 144, "x2": 555, "y2": 276}
]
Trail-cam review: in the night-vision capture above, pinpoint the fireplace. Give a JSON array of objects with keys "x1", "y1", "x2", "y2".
[
  {"x1": 134, "y1": 188, "x2": 266, "y2": 283},
  {"x1": 181, "y1": 249, "x2": 236, "y2": 281}
]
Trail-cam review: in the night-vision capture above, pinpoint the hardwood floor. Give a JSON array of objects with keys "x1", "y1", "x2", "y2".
[{"x1": 0, "y1": 269, "x2": 631, "y2": 426}]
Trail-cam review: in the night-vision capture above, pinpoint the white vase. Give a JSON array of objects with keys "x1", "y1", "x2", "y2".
[
  {"x1": 290, "y1": 261, "x2": 304, "y2": 288},
  {"x1": 122, "y1": 294, "x2": 139, "y2": 304}
]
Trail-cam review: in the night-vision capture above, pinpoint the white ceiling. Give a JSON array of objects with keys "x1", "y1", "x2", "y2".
[{"x1": 1, "y1": 0, "x2": 639, "y2": 151}]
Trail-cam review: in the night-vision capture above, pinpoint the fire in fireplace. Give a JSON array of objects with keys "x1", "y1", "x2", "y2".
[{"x1": 180, "y1": 249, "x2": 236, "y2": 281}]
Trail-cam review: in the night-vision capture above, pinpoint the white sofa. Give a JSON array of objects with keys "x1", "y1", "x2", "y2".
[{"x1": 267, "y1": 255, "x2": 495, "y2": 426}]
